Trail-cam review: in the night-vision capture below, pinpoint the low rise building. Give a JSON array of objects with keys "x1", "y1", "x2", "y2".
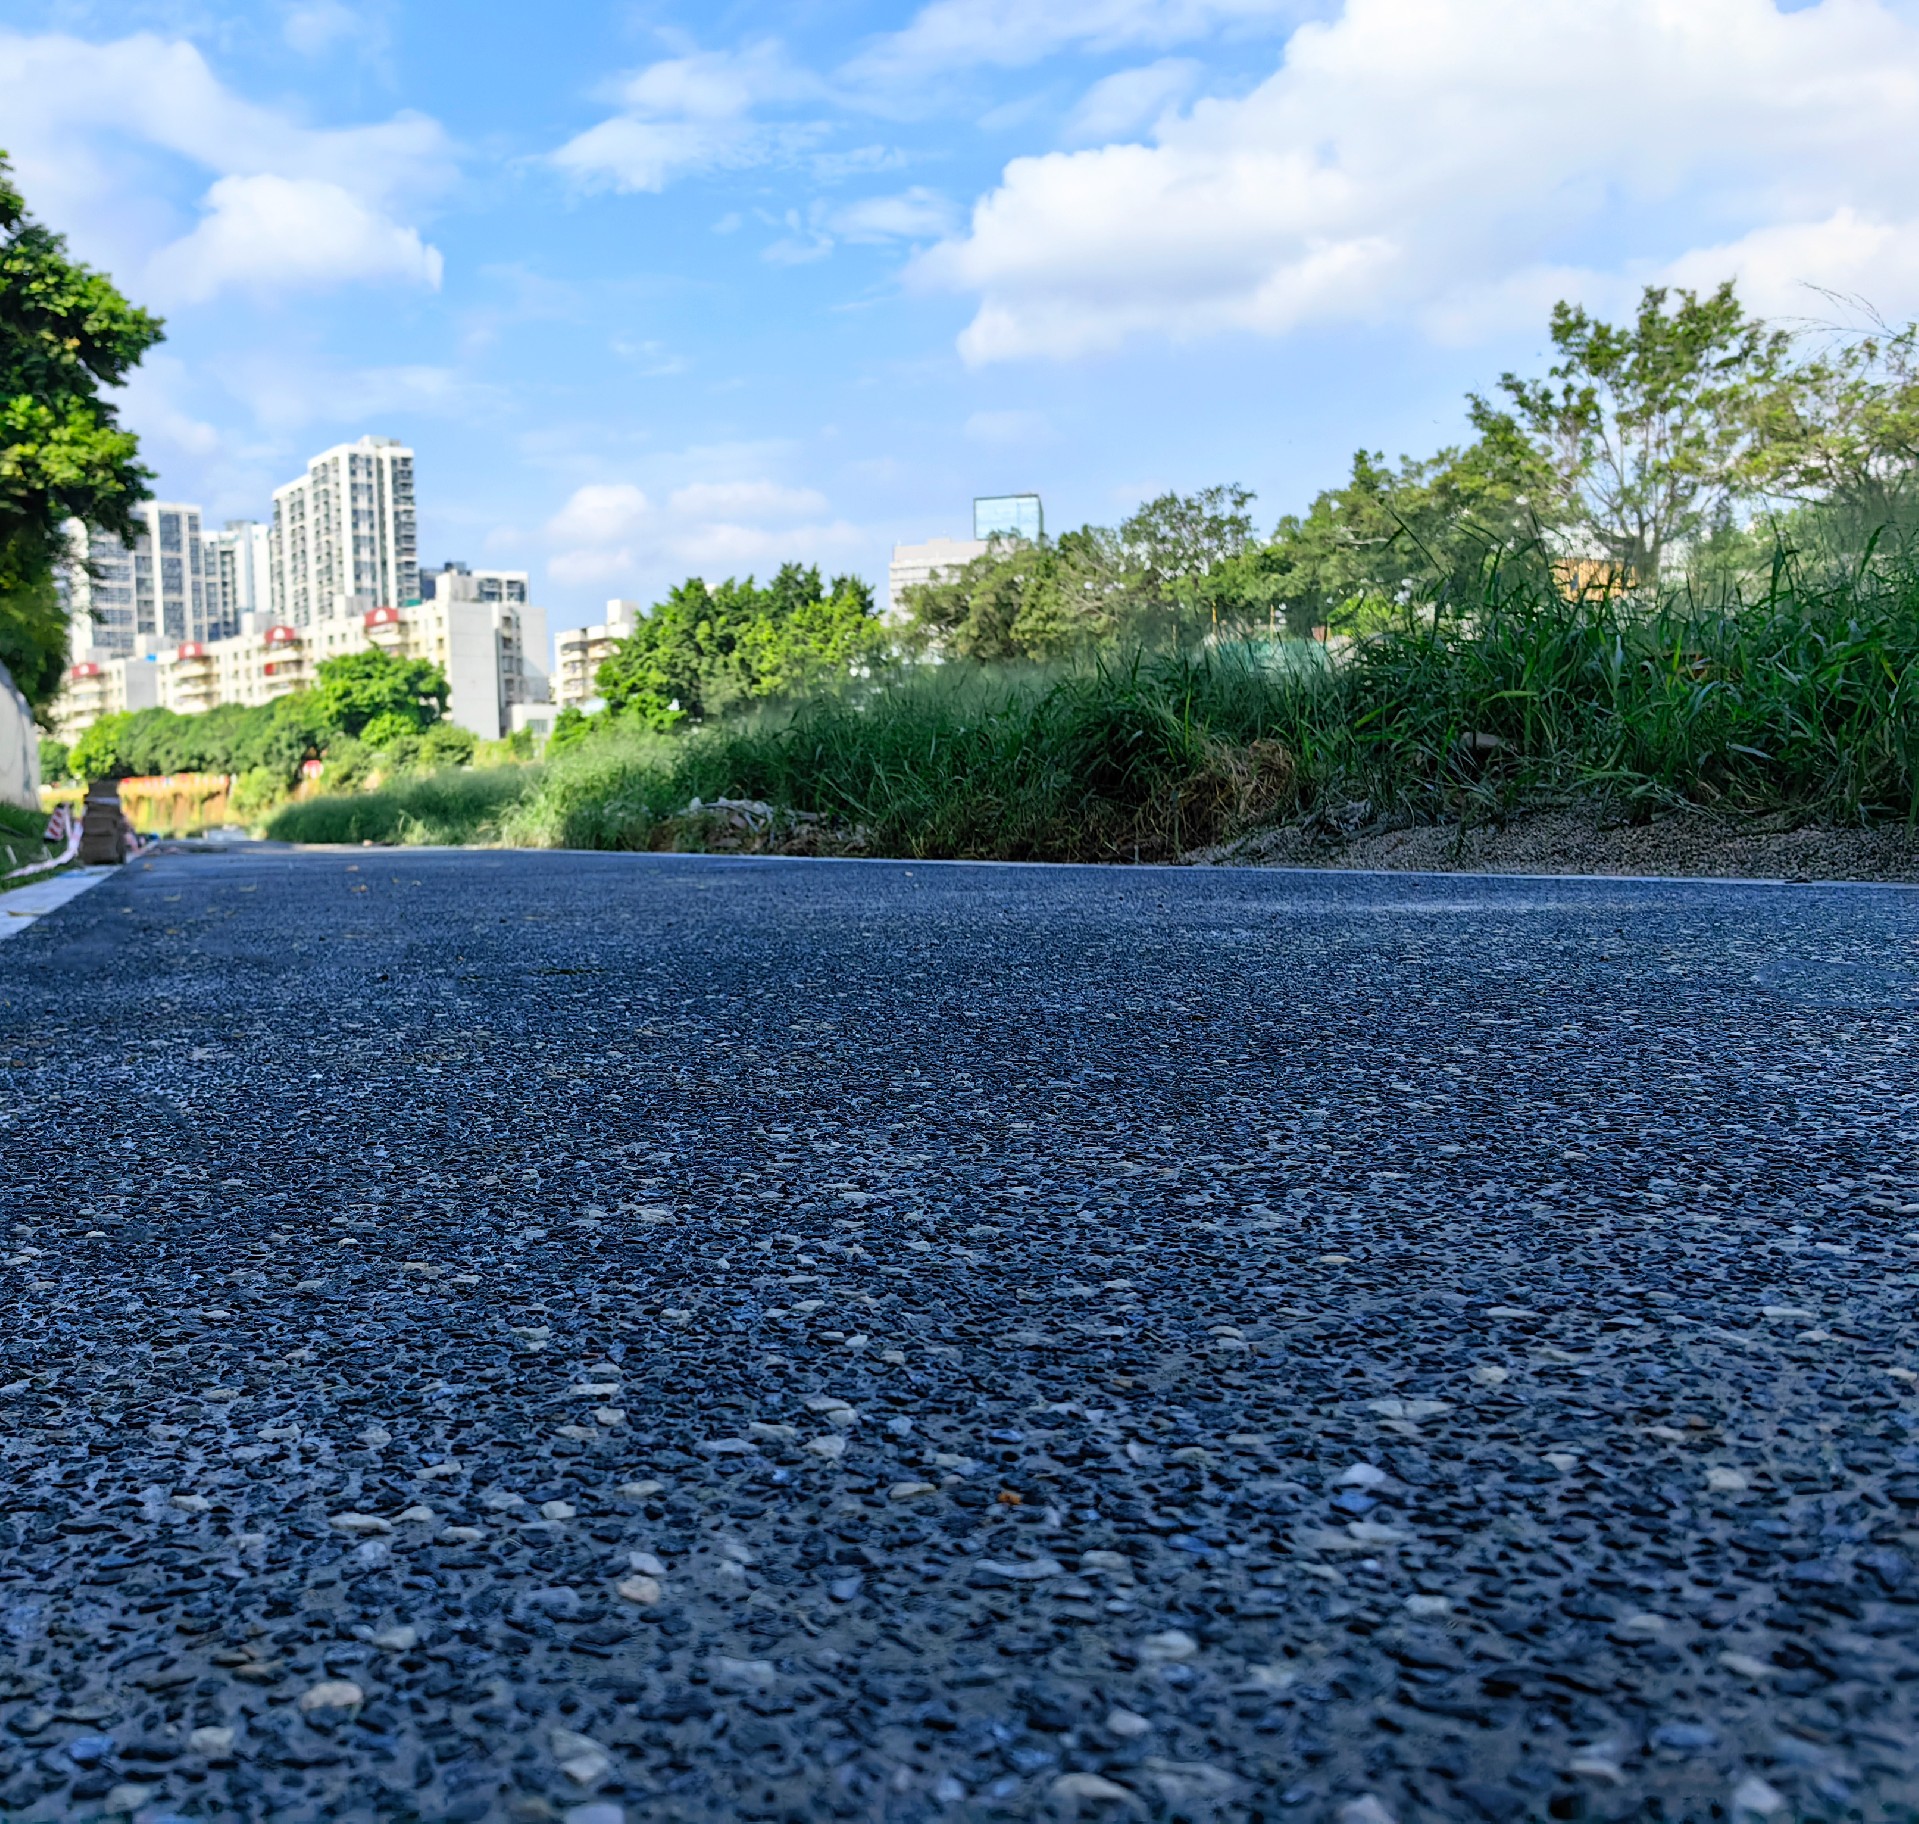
[
  {"x1": 554, "y1": 599, "x2": 639, "y2": 712},
  {"x1": 887, "y1": 497, "x2": 1042, "y2": 613},
  {"x1": 887, "y1": 537, "x2": 989, "y2": 612},
  {"x1": 52, "y1": 654, "x2": 161, "y2": 741},
  {"x1": 51, "y1": 591, "x2": 551, "y2": 745}
]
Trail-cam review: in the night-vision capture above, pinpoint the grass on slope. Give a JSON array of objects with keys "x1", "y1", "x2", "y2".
[{"x1": 267, "y1": 543, "x2": 1919, "y2": 859}]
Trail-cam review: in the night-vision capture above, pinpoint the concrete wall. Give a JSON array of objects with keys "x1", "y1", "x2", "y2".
[{"x1": 0, "y1": 660, "x2": 41, "y2": 811}]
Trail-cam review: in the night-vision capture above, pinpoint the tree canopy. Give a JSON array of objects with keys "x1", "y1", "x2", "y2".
[
  {"x1": 596, "y1": 563, "x2": 889, "y2": 728},
  {"x1": 0, "y1": 150, "x2": 164, "y2": 710},
  {"x1": 903, "y1": 282, "x2": 1919, "y2": 659},
  {"x1": 1468, "y1": 282, "x2": 1795, "y2": 582},
  {"x1": 60, "y1": 648, "x2": 452, "y2": 782},
  {"x1": 308, "y1": 648, "x2": 450, "y2": 738}
]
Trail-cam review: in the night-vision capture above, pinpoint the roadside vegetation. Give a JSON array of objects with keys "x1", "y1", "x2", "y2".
[
  {"x1": 47, "y1": 648, "x2": 477, "y2": 828},
  {"x1": 272, "y1": 539, "x2": 1907, "y2": 860},
  {"x1": 271, "y1": 282, "x2": 1919, "y2": 860}
]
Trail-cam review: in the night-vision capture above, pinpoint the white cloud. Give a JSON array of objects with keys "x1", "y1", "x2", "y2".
[
  {"x1": 668, "y1": 481, "x2": 830, "y2": 520},
  {"x1": 148, "y1": 174, "x2": 443, "y2": 303},
  {"x1": 759, "y1": 187, "x2": 956, "y2": 265},
  {"x1": 547, "y1": 484, "x2": 653, "y2": 546},
  {"x1": 115, "y1": 353, "x2": 223, "y2": 459},
  {"x1": 551, "y1": 43, "x2": 824, "y2": 192},
  {"x1": 544, "y1": 476, "x2": 860, "y2": 590},
  {"x1": 0, "y1": 30, "x2": 452, "y2": 302},
  {"x1": 913, "y1": 0, "x2": 1919, "y2": 362},
  {"x1": 1664, "y1": 208, "x2": 1919, "y2": 325},
  {"x1": 826, "y1": 188, "x2": 956, "y2": 242},
  {"x1": 283, "y1": 1, "x2": 373, "y2": 57},
  {"x1": 1062, "y1": 58, "x2": 1200, "y2": 143},
  {"x1": 845, "y1": 0, "x2": 1296, "y2": 84},
  {"x1": 219, "y1": 357, "x2": 490, "y2": 435}
]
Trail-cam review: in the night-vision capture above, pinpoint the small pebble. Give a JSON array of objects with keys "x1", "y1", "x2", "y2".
[{"x1": 299, "y1": 1679, "x2": 366, "y2": 1712}]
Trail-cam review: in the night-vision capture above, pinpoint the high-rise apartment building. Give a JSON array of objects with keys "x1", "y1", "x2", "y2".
[
  {"x1": 269, "y1": 436, "x2": 418, "y2": 626},
  {"x1": 59, "y1": 522, "x2": 138, "y2": 657},
  {"x1": 60, "y1": 503, "x2": 212, "y2": 656},
  {"x1": 203, "y1": 520, "x2": 271, "y2": 639}
]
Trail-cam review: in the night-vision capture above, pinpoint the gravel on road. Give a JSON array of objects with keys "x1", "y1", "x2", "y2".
[{"x1": 2, "y1": 849, "x2": 1917, "y2": 1824}]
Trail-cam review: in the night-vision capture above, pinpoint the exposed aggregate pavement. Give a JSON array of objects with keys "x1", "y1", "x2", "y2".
[{"x1": 2, "y1": 848, "x2": 1918, "y2": 1824}]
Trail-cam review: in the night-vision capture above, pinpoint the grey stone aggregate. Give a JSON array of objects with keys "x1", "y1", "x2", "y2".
[{"x1": 2, "y1": 848, "x2": 1918, "y2": 1824}]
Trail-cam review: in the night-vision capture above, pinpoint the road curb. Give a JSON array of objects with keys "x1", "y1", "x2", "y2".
[{"x1": 0, "y1": 866, "x2": 119, "y2": 941}]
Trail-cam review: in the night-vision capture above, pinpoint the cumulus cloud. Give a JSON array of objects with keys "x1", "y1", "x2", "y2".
[
  {"x1": 913, "y1": 0, "x2": 1919, "y2": 362},
  {"x1": 148, "y1": 175, "x2": 443, "y2": 303},
  {"x1": 551, "y1": 43, "x2": 825, "y2": 192},
  {"x1": 548, "y1": 484, "x2": 653, "y2": 547},
  {"x1": 544, "y1": 477, "x2": 860, "y2": 590},
  {"x1": 0, "y1": 30, "x2": 453, "y2": 303}
]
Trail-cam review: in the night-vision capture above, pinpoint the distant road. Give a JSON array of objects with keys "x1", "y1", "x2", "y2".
[{"x1": 3, "y1": 849, "x2": 1916, "y2": 1822}]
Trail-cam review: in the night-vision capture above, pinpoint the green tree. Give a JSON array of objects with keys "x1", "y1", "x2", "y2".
[
  {"x1": 902, "y1": 539, "x2": 1083, "y2": 662},
  {"x1": 1253, "y1": 445, "x2": 1541, "y2": 633},
  {"x1": 545, "y1": 704, "x2": 594, "y2": 756},
  {"x1": 67, "y1": 710, "x2": 130, "y2": 780},
  {"x1": 0, "y1": 150, "x2": 165, "y2": 709},
  {"x1": 1117, "y1": 485, "x2": 1257, "y2": 635},
  {"x1": 1469, "y1": 281, "x2": 1792, "y2": 582},
  {"x1": 598, "y1": 564, "x2": 889, "y2": 727},
  {"x1": 309, "y1": 649, "x2": 449, "y2": 738},
  {"x1": 1753, "y1": 317, "x2": 1919, "y2": 533},
  {"x1": 37, "y1": 733, "x2": 69, "y2": 782}
]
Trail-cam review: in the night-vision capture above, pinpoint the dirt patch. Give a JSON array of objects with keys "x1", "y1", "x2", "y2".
[{"x1": 1185, "y1": 804, "x2": 1919, "y2": 882}]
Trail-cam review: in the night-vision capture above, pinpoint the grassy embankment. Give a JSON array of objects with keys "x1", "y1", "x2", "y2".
[
  {"x1": 0, "y1": 799, "x2": 59, "y2": 886},
  {"x1": 267, "y1": 553, "x2": 1919, "y2": 858}
]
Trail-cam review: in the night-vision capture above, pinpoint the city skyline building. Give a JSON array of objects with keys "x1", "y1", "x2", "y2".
[
  {"x1": 422, "y1": 561, "x2": 529, "y2": 607},
  {"x1": 203, "y1": 520, "x2": 271, "y2": 640},
  {"x1": 60, "y1": 502, "x2": 214, "y2": 659},
  {"x1": 52, "y1": 591, "x2": 552, "y2": 747},
  {"x1": 974, "y1": 493, "x2": 1044, "y2": 543},
  {"x1": 270, "y1": 435, "x2": 418, "y2": 627}
]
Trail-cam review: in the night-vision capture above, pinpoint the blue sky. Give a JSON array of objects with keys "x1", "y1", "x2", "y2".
[{"x1": 7, "y1": 0, "x2": 1919, "y2": 635}]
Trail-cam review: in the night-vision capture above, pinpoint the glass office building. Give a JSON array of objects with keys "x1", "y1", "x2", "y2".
[{"x1": 973, "y1": 494, "x2": 1044, "y2": 543}]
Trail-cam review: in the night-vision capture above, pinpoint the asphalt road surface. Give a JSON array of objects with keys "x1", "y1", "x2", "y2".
[{"x1": 3, "y1": 848, "x2": 1917, "y2": 1824}]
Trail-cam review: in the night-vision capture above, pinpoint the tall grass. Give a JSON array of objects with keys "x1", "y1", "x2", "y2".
[
  {"x1": 265, "y1": 767, "x2": 534, "y2": 846},
  {"x1": 279, "y1": 544, "x2": 1919, "y2": 859},
  {"x1": 1327, "y1": 543, "x2": 1919, "y2": 821},
  {"x1": 500, "y1": 651, "x2": 1310, "y2": 861}
]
